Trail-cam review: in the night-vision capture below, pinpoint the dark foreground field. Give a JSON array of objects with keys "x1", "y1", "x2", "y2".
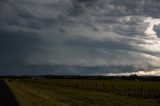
[
  {"x1": 4, "y1": 79, "x2": 160, "y2": 106},
  {"x1": 0, "y1": 80, "x2": 18, "y2": 106}
]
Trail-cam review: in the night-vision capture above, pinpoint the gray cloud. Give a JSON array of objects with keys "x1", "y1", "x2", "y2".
[
  {"x1": 1, "y1": 0, "x2": 160, "y2": 75},
  {"x1": 153, "y1": 24, "x2": 160, "y2": 37}
]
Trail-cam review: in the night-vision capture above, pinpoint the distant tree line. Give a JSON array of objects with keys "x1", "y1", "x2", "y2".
[{"x1": 1, "y1": 74, "x2": 160, "y2": 81}]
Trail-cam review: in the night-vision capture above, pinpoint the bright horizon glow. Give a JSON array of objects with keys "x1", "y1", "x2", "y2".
[{"x1": 106, "y1": 69, "x2": 160, "y2": 76}]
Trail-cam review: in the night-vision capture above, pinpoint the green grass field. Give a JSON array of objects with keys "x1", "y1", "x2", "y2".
[
  {"x1": 20, "y1": 79, "x2": 160, "y2": 98},
  {"x1": 6, "y1": 79, "x2": 160, "y2": 106}
]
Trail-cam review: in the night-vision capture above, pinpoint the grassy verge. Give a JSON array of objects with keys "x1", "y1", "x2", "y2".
[{"x1": 7, "y1": 81, "x2": 160, "y2": 106}]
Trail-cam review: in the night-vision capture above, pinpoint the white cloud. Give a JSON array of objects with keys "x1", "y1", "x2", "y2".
[
  {"x1": 107, "y1": 69, "x2": 160, "y2": 76},
  {"x1": 144, "y1": 17, "x2": 160, "y2": 38}
]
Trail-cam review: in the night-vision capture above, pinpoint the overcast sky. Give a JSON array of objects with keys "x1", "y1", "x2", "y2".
[{"x1": 1, "y1": 0, "x2": 160, "y2": 75}]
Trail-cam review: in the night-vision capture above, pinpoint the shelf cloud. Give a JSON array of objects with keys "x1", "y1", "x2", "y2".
[{"x1": 1, "y1": 0, "x2": 160, "y2": 75}]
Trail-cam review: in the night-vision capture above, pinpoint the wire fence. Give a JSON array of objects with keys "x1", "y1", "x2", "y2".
[{"x1": 17, "y1": 79, "x2": 160, "y2": 99}]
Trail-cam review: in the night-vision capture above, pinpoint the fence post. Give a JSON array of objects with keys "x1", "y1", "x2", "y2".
[
  {"x1": 102, "y1": 83, "x2": 105, "y2": 91},
  {"x1": 96, "y1": 83, "x2": 98, "y2": 90},
  {"x1": 125, "y1": 87, "x2": 128, "y2": 96},
  {"x1": 141, "y1": 84, "x2": 144, "y2": 98},
  {"x1": 112, "y1": 83, "x2": 115, "y2": 93},
  {"x1": 86, "y1": 82, "x2": 88, "y2": 89},
  {"x1": 81, "y1": 83, "x2": 83, "y2": 89},
  {"x1": 76, "y1": 82, "x2": 79, "y2": 88}
]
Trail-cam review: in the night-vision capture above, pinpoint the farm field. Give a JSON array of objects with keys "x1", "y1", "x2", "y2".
[
  {"x1": 6, "y1": 79, "x2": 160, "y2": 106},
  {"x1": 20, "y1": 79, "x2": 160, "y2": 98}
]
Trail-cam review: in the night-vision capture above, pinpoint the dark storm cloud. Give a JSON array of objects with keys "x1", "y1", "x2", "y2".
[
  {"x1": 65, "y1": 36, "x2": 142, "y2": 53},
  {"x1": 0, "y1": 30, "x2": 41, "y2": 74},
  {"x1": 1, "y1": 0, "x2": 160, "y2": 29},
  {"x1": 0, "y1": 0, "x2": 153, "y2": 32},
  {"x1": 0, "y1": 5, "x2": 57, "y2": 30},
  {"x1": 1, "y1": 0, "x2": 160, "y2": 75},
  {"x1": 69, "y1": 0, "x2": 160, "y2": 18},
  {"x1": 98, "y1": 0, "x2": 160, "y2": 18}
]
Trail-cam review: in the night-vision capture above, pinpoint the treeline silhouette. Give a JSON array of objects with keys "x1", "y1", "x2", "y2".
[{"x1": 1, "y1": 74, "x2": 160, "y2": 81}]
